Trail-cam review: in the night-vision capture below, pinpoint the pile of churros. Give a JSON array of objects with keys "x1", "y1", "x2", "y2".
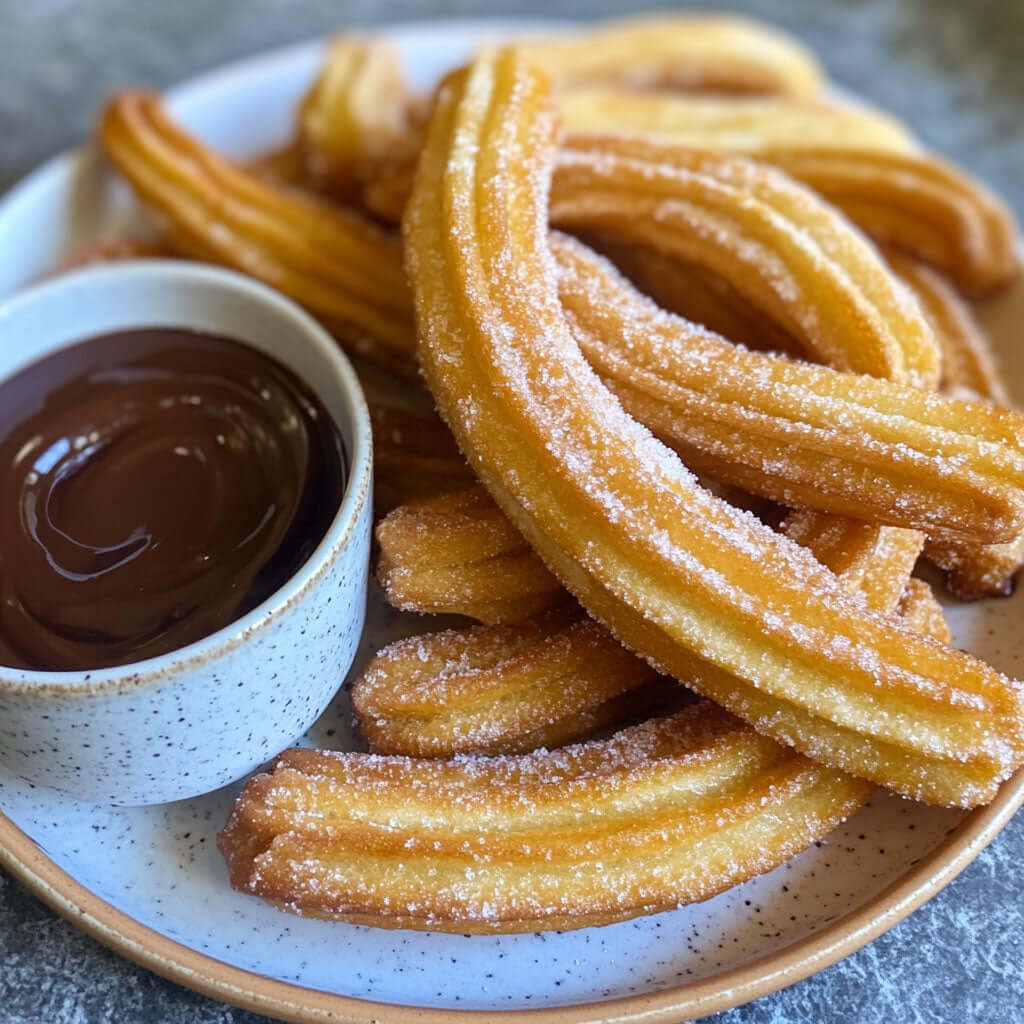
[{"x1": 90, "y1": 14, "x2": 1024, "y2": 933}]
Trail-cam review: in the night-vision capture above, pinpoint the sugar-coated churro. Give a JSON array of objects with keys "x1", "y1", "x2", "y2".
[
  {"x1": 516, "y1": 14, "x2": 824, "y2": 96},
  {"x1": 219, "y1": 703, "x2": 870, "y2": 932},
  {"x1": 375, "y1": 487, "x2": 567, "y2": 623},
  {"x1": 352, "y1": 605, "x2": 673, "y2": 756},
  {"x1": 99, "y1": 92, "x2": 417, "y2": 375},
  {"x1": 403, "y1": 50, "x2": 1024, "y2": 807}
]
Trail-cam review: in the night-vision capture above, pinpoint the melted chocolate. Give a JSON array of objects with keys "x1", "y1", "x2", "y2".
[{"x1": 0, "y1": 328, "x2": 344, "y2": 671}]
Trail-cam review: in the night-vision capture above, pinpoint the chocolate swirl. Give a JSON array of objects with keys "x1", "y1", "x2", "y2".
[{"x1": 0, "y1": 328, "x2": 344, "y2": 671}]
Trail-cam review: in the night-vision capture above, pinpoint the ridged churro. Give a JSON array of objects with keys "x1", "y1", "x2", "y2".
[
  {"x1": 887, "y1": 251, "x2": 1009, "y2": 404},
  {"x1": 375, "y1": 486, "x2": 567, "y2": 623},
  {"x1": 219, "y1": 704, "x2": 870, "y2": 932},
  {"x1": 403, "y1": 50, "x2": 1024, "y2": 807},
  {"x1": 352, "y1": 605, "x2": 674, "y2": 757},
  {"x1": 365, "y1": 502, "x2": 929, "y2": 759},
  {"x1": 551, "y1": 135, "x2": 941, "y2": 388},
  {"x1": 377, "y1": 485, "x2": 925, "y2": 624},
  {"x1": 99, "y1": 93, "x2": 417, "y2": 375},
  {"x1": 559, "y1": 90, "x2": 915, "y2": 153},
  {"x1": 555, "y1": 233, "x2": 1024, "y2": 544},
  {"x1": 298, "y1": 35, "x2": 420, "y2": 195},
  {"x1": 761, "y1": 147, "x2": 1019, "y2": 295},
  {"x1": 516, "y1": 14, "x2": 823, "y2": 96},
  {"x1": 369, "y1": 403, "x2": 474, "y2": 511}
]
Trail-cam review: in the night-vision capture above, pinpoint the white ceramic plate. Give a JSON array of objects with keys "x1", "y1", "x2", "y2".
[{"x1": 0, "y1": 18, "x2": 1022, "y2": 1024}]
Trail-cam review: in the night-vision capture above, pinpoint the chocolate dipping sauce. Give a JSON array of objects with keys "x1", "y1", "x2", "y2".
[{"x1": 0, "y1": 328, "x2": 345, "y2": 672}]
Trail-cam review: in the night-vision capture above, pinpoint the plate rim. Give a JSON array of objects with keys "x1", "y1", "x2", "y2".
[
  {"x1": 1, "y1": 16, "x2": 1022, "y2": 1024},
  {"x1": 3, "y1": 772, "x2": 1022, "y2": 1024}
]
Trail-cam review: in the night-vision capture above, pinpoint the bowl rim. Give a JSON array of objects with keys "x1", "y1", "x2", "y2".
[{"x1": 0, "y1": 259, "x2": 373, "y2": 693}]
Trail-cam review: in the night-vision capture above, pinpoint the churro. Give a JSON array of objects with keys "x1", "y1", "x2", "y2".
[
  {"x1": 298, "y1": 35, "x2": 419, "y2": 195},
  {"x1": 375, "y1": 486, "x2": 567, "y2": 624},
  {"x1": 369, "y1": 403, "x2": 474, "y2": 511},
  {"x1": 516, "y1": 14, "x2": 823, "y2": 96},
  {"x1": 219, "y1": 704, "x2": 870, "y2": 932},
  {"x1": 352, "y1": 605, "x2": 672, "y2": 757},
  {"x1": 99, "y1": 93, "x2": 417, "y2": 375},
  {"x1": 555, "y1": 232, "x2": 1024, "y2": 544},
  {"x1": 403, "y1": 50, "x2": 1024, "y2": 807},
  {"x1": 559, "y1": 90, "x2": 915, "y2": 153}
]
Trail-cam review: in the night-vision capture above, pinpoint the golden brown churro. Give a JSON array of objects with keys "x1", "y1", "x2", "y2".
[
  {"x1": 219, "y1": 704, "x2": 870, "y2": 932},
  {"x1": 559, "y1": 90, "x2": 915, "y2": 152},
  {"x1": 375, "y1": 486, "x2": 567, "y2": 624},
  {"x1": 298, "y1": 35, "x2": 420, "y2": 195},
  {"x1": 352, "y1": 605, "x2": 671, "y2": 757},
  {"x1": 887, "y1": 251, "x2": 1010, "y2": 404},
  {"x1": 517, "y1": 14, "x2": 824, "y2": 96},
  {"x1": 369, "y1": 403, "x2": 474, "y2": 511},
  {"x1": 365, "y1": 500, "x2": 930, "y2": 760},
  {"x1": 403, "y1": 50, "x2": 1024, "y2": 807},
  {"x1": 555, "y1": 233, "x2": 1024, "y2": 544},
  {"x1": 99, "y1": 93, "x2": 417, "y2": 375}
]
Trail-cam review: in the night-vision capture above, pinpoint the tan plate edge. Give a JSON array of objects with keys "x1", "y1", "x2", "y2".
[{"x1": 1, "y1": 769, "x2": 1022, "y2": 1024}]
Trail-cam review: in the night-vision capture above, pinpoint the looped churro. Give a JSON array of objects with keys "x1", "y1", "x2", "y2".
[
  {"x1": 552, "y1": 135, "x2": 941, "y2": 387},
  {"x1": 403, "y1": 49, "x2": 1024, "y2": 807},
  {"x1": 219, "y1": 704, "x2": 870, "y2": 932}
]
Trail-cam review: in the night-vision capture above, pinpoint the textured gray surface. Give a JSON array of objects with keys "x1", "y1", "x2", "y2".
[{"x1": 0, "y1": 1, "x2": 1023, "y2": 1022}]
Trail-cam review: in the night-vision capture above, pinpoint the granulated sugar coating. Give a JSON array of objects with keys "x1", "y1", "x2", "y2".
[
  {"x1": 218, "y1": 704, "x2": 871, "y2": 930},
  {"x1": 402, "y1": 49, "x2": 1024, "y2": 809},
  {"x1": 351, "y1": 605, "x2": 672, "y2": 757}
]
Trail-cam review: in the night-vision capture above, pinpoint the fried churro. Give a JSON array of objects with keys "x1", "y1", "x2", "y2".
[
  {"x1": 559, "y1": 90, "x2": 915, "y2": 153},
  {"x1": 370, "y1": 403, "x2": 474, "y2": 511},
  {"x1": 219, "y1": 703, "x2": 870, "y2": 932},
  {"x1": 887, "y1": 251, "x2": 1009, "y2": 404},
  {"x1": 375, "y1": 486, "x2": 567, "y2": 624},
  {"x1": 365, "y1": 500, "x2": 928, "y2": 759},
  {"x1": 517, "y1": 14, "x2": 823, "y2": 96},
  {"x1": 551, "y1": 135, "x2": 941, "y2": 388},
  {"x1": 352, "y1": 605, "x2": 672, "y2": 757},
  {"x1": 298, "y1": 35, "x2": 420, "y2": 195},
  {"x1": 403, "y1": 50, "x2": 1024, "y2": 807},
  {"x1": 555, "y1": 233, "x2": 1024, "y2": 544},
  {"x1": 99, "y1": 93, "x2": 417, "y2": 375}
]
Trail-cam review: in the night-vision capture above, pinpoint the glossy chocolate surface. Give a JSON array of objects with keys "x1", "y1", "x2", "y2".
[{"x1": 0, "y1": 327, "x2": 344, "y2": 671}]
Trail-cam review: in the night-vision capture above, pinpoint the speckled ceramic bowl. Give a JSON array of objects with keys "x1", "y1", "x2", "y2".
[{"x1": 0, "y1": 261, "x2": 372, "y2": 804}]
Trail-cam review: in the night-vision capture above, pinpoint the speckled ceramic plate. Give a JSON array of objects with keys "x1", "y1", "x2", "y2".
[{"x1": 0, "y1": 19, "x2": 1022, "y2": 1024}]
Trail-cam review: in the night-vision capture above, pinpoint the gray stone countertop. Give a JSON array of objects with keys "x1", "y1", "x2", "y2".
[{"x1": 1, "y1": 1, "x2": 1023, "y2": 1022}]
